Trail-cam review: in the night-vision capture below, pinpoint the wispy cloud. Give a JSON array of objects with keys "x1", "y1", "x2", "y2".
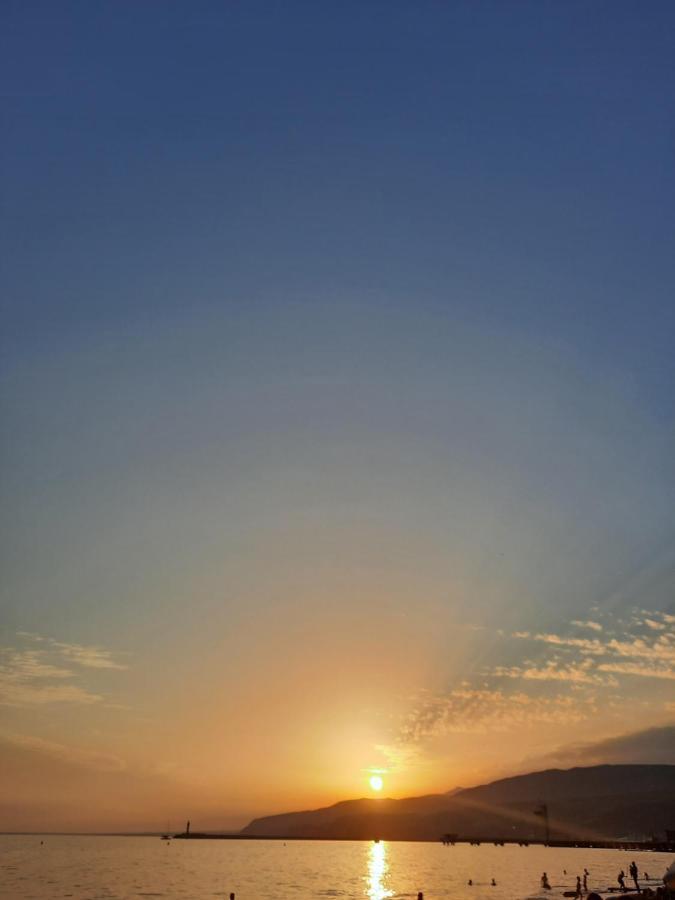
[
  {"x1": 0, "y1": 634, "x2": 127, "y2": 707},
  {"x1": 492, "y1": 658, "x2": 617, "y2": 686},
  {"x1": 597, "y1": 661, "x2": 675, "y2": 681},
  {"x1": 511, "y1": 611, "x2": 675, "y2": 679},
  {"x1": 16, "y1": 633, "x2": 128, "y2": 670},
  {"x1": 0, "y1": 682, "x2": 102, "y2": 706},
  {"x1": 525, "y1": 724, "x2": 675, "y2": 769},
  {"x1": 1, "y1": 731, "x2": 126, "y2": 772},
  {"x1": 571, "y1": 620, "x2": 603, "y2": 632},
  {"x1": 399, "y1": 686, "x2": 593, "y2": 742},
  {"x1": 393, "y1": 608, "x2": 673, "y2": 754},
  {"x1": 514, "y1": 633, "x2": 608, "y2": 655},
  {"x1": 0, "y1": 650, "x2": 102, "y2": 707},
  {"x1": 51, "y1": 642, "x2": 127, "y2": 670},
  {"x1": 1, "y1": 649, "x2": 74, "y2": 681}
]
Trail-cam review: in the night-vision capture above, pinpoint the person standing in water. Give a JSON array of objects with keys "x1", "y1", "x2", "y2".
[
  {"x1": 583, "y1": 869, "x2": 589, "y2": 892},
  {"x1": 629, "y1": 862, "x2": 640, "y2": 892},
  {"x1": 542, "y1": 873, "x2": 551, "y2": 890},
  {"x1": 575, "y1": 876, "x2": 582, "y2": 898},
  {"x1": 618, "y1": 870, "x2": 627, "y2": 891}
]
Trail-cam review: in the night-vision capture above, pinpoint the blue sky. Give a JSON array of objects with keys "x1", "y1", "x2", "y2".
[{"x1": 1, "y1": 1, "x2": 674, "y2": 829}]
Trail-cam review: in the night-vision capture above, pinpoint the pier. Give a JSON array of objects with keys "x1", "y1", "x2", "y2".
[{"x1": 170, "y1": 832, "x2": 675, "y2": 851}]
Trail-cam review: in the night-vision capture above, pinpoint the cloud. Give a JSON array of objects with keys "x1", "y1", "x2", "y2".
[
  {"x1": 515, "y1": 633, "x2": 608, "y2": 655},
  {"x1": 394, "y1": 608, "x2": 674, "y2": 756},
  {"x1": 606, "y1": 634, "x2": 675, "y2": 663},
  {"x1": 398, "y1": 686, "x2": 593, "y2": 743},
  {"x1": 0, "y1": 683, "x2": 102, "y2": 706},
  {"x1": 571, "y1": 620, "x2": 603, "y2": 632},
  {"x1": 1, "y1": 732, "x2": 125, "y2": 772},
  {"x1": 510, "y1": 611, "x2": 675, "y2": 679},
  {"x1": 0, "y1": 649, "x2": 103, "y2": 707},
  {"x1": 529, "y1": 724, "x2": 675, "y2": 768},
  {"x1": 492, "y1": 659, "x2": 617, "y2": 686},
  {"x1": 50, "y1": 642, "x2": 127, "y2": 670},
  {"x1": 0, "y1": 648, "x2": 102, "y2": 706},
  {"x1": 597, "y1": 661, "x2": 675, "y2": 681},
  {"x1": 373, "y1": 743, "x2": 422, "y2": 774},
  {"x1": 0, "y1": 634, "x2": 127, "y2": 707},
  {"x1": 0, "y1": 650, "x2": 74, "y2": 681},
  {"x1": 16, "y1": 633, "x2": 128, "y2": 670},
  {"x1": 0, "y1": 732, "x2": 200, "y2": 833}
]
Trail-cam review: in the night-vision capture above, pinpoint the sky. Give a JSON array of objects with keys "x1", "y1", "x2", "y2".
[{"x1": 1, "y1": 1, "x2": 674, "y2": 832}]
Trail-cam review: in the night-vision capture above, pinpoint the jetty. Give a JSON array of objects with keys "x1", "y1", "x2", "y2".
[{"x1": 170, "y1": 831, "x2": 675, "y2": 851}]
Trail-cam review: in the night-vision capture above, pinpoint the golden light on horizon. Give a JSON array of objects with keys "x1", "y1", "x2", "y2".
[{"x1": 369, "y1": 774, "x2": 383, "y2": 792}]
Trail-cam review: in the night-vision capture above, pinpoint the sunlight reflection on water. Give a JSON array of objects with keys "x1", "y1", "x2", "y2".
[{"x1": 366, "y1": 841, "x2": 394, "y2": 899}]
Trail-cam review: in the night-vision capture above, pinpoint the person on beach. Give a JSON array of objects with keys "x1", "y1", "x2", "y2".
[
  {"x1": 584, "y1": 869, "x2": 589, "y2": 891},
  {"x1": 542, "y1": 872, "x2": 551, "y2": 890},
  {"x1": 618, "y1": 870, "x2": 627, "y2": 891},
  {"x1": 630, "y1": 862, "x2": 640, "y2": 891},
  {"x1": 575, "y1": 876, "x2": 582, "y2": 898}
]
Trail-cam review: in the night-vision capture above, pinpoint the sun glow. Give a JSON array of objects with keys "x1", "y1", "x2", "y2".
[{"x1": 369, "y1": 774, "x2": 383, "y2": 792}]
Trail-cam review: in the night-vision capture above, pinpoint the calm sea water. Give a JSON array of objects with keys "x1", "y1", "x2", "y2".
[{"x1": 0, "y1": 836, "x2": 672, "y2": 900}]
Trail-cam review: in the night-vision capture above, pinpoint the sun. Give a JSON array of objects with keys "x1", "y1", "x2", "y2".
[{"x1": 369, "y1": 774, "x2": 384, "y2": 792}]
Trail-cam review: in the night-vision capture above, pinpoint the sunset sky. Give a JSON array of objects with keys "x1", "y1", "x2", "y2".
[{"x1": 1, "y1": 2, "x2": 674, "y2": 832}]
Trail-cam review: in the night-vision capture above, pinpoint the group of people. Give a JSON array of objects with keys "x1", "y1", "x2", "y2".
[
  {"x1": 618, "y1": 862, "x2": 645, "y2": 892},
  {"x1": 541, "y1": 861, "x2": 652, "y2": 896},
  {"x1": 541, "y1": 868, "x2": 590, "y2": 895}
]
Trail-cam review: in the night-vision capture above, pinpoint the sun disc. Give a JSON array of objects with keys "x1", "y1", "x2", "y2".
[{"x1": 369, "y1": 774, "x2": 383, "y2": 792}]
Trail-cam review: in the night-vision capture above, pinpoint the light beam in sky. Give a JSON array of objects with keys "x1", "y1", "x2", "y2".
[{"x1": 2, "y1": 0, "x2": 674, "y2": 835}]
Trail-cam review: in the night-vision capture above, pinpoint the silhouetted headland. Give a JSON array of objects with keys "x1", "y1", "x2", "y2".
[{"x1": 172, "y1": 764, "x2": 675, "y2": 845}]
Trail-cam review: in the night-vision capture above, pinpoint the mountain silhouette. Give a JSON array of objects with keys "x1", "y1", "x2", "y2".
[{"x1": 240, "y1": 765, "x2": 675, "y2": 841}]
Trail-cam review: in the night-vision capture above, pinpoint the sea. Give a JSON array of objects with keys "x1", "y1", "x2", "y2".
[{"x1": 0, "y1": 836, "x2": 672, "y2": 900}]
